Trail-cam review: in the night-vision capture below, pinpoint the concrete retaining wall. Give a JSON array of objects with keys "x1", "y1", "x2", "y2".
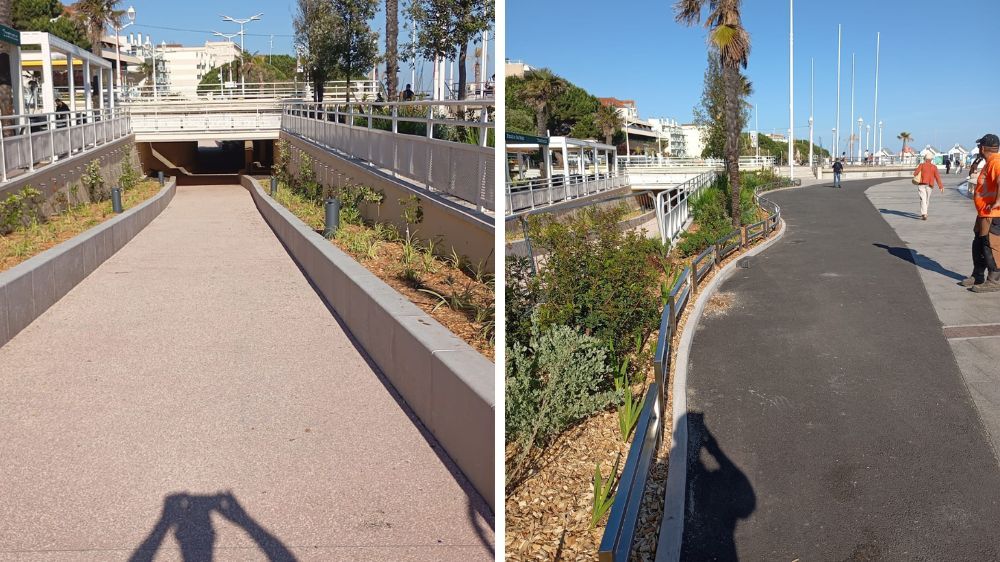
[
  {"x1": 0, "y1": 178, "x2": 177, "y2": 348},
  {"x1": 241, "y1": 175, "x2": 495, "y2": 510},
  {"x1": 280, "y1": 132, "x2": 495, "y2": 273},
  {"x1": 0, "y1": 136, "x2": 141, "y2": 221}
]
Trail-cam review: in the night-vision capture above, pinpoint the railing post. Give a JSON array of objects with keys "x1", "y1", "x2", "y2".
[
  {"x1": 27, "y1": 116, "x2": 35, "y2": 172},
  {"x1": 0, "y1": 117, "x2": 7, "y2": 183},
  {"x1": 49, "y1": 113, "x2": 56, "y2": 163}
]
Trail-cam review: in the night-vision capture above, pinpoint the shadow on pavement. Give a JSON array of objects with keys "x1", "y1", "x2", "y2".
[
  {"x1": 878, "y1": 208, "x2": 923, "y2": 220},
  {"x1": 872, "y1": 243, "x2": 965, "y2": 281},
  {"x1": 129, "y1": 492, "x2": 296, "y2": 561},
  {"x1": 681, "y1": 412, "x2": 755, "y2": 561}
]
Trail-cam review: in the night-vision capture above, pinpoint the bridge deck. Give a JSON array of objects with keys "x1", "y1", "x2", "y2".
[{"x1": 0, "y1": 185, "x2": 492, "y2": 560}]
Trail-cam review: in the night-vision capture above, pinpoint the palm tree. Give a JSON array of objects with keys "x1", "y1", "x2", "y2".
[
  {"x1": 594, "y1": 103, "x2": 623, "y2": 146},
  {"x1": 675, "y1": 0, "x2": 751, "y2": 228},
  {"x1": 520, "y1": 69, "x2": 566, "y2": 138},
  {"x1": 74, "y1": 0, "x2": 125, "y2": 57},
  {"x1": 898, "y1": 132, "x2": 913, "y2": 156},
  {"x1": 385, "y1": 0, "x2": 398, "y2": 100}
]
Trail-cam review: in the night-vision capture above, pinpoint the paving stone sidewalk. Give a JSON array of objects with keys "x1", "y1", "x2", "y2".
[{"x1": 0, "y1": 185, "x2": 493, "y2": 561}]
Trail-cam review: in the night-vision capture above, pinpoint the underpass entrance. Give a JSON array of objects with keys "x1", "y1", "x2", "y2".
[{"x1": 139, "y1": 140, "x2": 274, "y2": 181}]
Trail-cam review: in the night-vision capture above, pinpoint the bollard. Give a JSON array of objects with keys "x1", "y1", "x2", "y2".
[
  {"x1": 324, "y1": 197, "x2": 340, "y2": 239},
  {"x1": 270, "y1": 176, "x2": 278, "y2": 196},
  {"x1": 111, "y1": 186, "x2": 123, "y2": 213},
  {"x1": 158, "y1": 171, "x2": 164, "y2": 186}
]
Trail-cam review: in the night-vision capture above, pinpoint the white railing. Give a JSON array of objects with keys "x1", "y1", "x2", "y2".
[
  {"x1": 0, "y1": 107, "x2": 132, "y2": 183},
  {"x1": 281, "y1": 99, "x2": 495, "y2": 213},
  {"x1": 129, "y1": 103, "x2": 282, "y2": 137},
  {"x1": 656, "y1": 170, "x2": 717, "y2": 244},
  {"x1": 619, "y1": 155, "x2": 776, "y2": 169},
  {"x1": 505, "y1": 169, "x2": 627, "y2": 216},
  {"x1": 124, "y1": 80, "x2": 384, "y2": 104}
]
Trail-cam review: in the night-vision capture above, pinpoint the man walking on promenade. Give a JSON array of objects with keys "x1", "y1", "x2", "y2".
[
  {"x1": 945, "y1": 155, "x2": 953, "y2": 174},
  {"x1": 965, "y1": 134, "x2": 1000, "y2": 291},
  {"x1": 914, "y1": 154, "x2": 944, "y2": 220},
  {"x1": 833, "y1": 158, "x2": 844, "y2": 188}
]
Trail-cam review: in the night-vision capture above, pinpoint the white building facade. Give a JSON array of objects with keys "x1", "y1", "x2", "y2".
[{"x1": 160, "y1": 41, "x2": 240, "y2": 96}]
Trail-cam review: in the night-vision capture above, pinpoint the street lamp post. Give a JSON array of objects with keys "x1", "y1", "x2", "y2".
[
  {"x1": 114, "y1": 6, "x2": 137, "y2": 100},
  {"x1": 857, "y1": 117, "x2": 863, "y2": 162},
  {"x1": 221, "y1": 13, "x2": 263, "y2": 96},
  {"x1": 212, "y1": 31, "x2": 240, "y2": 97},
  {"x1": 866, "y1": 124, "x2": 871, "y2": 156},
  {"x1": 878, "y1": 121, "x2": 883, "y2": 164},
  {"x1": 832, "y1": 128, "x2": 837, "y2": 161}
]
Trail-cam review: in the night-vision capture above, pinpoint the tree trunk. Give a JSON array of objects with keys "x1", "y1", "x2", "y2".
[
  {"x1": 385, "y1": 0, "x2": 398, "y2": 100},
  {"x1": 0, "y1": 0, "x2": 13, "y2": 135},
  {"x1": 535, "y1": 108, "x2": 547, "y2": 138},
  {"x1": 457, "y1": 41, "x2": 468, "y2": 101},
  {"x1": 605, "y1": 132, "x2": 612, "y2": 145},
  {"x1": 723, "y1": 64, "x2": 742, "y2": 228}
]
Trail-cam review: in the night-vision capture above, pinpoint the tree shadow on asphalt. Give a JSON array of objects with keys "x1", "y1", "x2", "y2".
[
  {"x1": 681, "y1": 412, "x2": 756, "y2": 561},
  {"x1": 877, "y1": 208, "x2": 923, "y2": 220},
  {"x1": 872, "y1": 243, "x2": 965, "y2": 281},
  {"x1": 129, "y1": 492, "x2": 296, "y2": 561}
]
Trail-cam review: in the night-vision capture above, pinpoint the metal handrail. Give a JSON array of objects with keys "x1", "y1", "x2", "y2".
[
  {"x1": 505, "y1": 169, "x2": 628, "y2": 216},
  {"x1": 0, "y1": 107, "x2": 132, "y2": 183},
  {"x1": 598, "y1": 179, "x2": 786, "y2": 561},
  {"x1": 281, "y1": 99, "x2": 495, "y2": 213},
  {"x1": 655, "y1": 170, "x2": 716, "y2": 244}
]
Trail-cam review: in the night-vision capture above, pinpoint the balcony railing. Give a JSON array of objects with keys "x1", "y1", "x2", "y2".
[
  {"x1": 281, "y1": 99, "x2": 495, "y2": 213},
  {"x1": 0, "y1": 107, "x2": 132, "y2": 183}
]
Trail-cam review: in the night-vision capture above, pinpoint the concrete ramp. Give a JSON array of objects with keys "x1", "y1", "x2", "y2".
[{"x1": 0, "y1": 184, "x2": 493, "y2": 560}]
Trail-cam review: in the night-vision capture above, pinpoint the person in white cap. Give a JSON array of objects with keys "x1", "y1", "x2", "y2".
[{"x1": 913, "y1": 153, "x2": 944, "y2": 220}]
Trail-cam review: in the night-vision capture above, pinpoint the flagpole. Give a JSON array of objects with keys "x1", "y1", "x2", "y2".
[
  {"x1": 836, "y1": 24, "x2": 841, "y2": 161},
  {"x1": 850, "y1": 53, "x2": 855, "y2": 162},
  {"x1": 873, "y1": 32, "x2": 881, "y2": 163},
  {"x1": 809, "y1": 57, "x2": 814, "y2": 169},
  {"x1": 789, "y1": 0, "x2": 794, "y2": 180}
]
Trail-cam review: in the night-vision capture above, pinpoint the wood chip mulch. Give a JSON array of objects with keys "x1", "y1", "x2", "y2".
[{"x1": 505, "y1": 223, "x2": 779, "y2": 561}]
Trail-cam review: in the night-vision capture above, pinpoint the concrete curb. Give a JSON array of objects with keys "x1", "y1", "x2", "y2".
[
  {"x1": 655, "y1": 217, "x2": 788, "y2": 562},
  {"x1": 0, "y1": 177, "x2": 177, "y2": 349},
  {"x1": 240, "y1": 175, "x2": 495, "y2": 511}
]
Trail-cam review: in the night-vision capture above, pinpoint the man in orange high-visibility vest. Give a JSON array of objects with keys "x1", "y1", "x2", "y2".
[{"x1": 967, "y1": 134, "x2": 1000, "y2": 292}]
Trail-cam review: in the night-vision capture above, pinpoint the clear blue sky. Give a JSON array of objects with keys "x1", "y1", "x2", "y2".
[
  {"x1": 122, "y1": 0, "x2": 494, "y2": 93},
  {"x1": 508, "y1": 0, "x2": 1000, "y2": 155}
]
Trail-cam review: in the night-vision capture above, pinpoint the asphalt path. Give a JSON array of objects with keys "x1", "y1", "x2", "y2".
[{"x1": 681, "y1": 178, "x2": 1000, "y2": 560}]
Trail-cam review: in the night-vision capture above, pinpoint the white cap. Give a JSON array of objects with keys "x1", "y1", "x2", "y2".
[{"x1": 924, "y1": 154, "x2": 933, "y2": 161}]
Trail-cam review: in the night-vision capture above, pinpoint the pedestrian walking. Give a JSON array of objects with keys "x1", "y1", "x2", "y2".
[
  {"x1": 832, "y1": 158, "x2": 844, "y2": 188},
  {"x1": 945, "y1": 155, "x2": 952, "y2": 174},
  {"x1": 913, "y1": 154, "x2": 944, "y2": 220},
  {"x1": 964, "y1": 134, "x2": 1000, "y2": 291}
]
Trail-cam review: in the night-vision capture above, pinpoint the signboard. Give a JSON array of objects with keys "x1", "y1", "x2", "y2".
[
  {"x1": 749, "y1": 130, "x2": 759, "y2": 149},
  {"x1": 505, "y1": 131, "x2": 549, "y2": 146},
  {"x1": 0, "y1": 24, "x2": 20, "y2": 47}
]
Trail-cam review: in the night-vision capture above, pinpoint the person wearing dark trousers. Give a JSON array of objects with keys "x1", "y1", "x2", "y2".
[
  {"x1": 832, "y1": 158, "x2": 844, "y2": 188},
  {"x1": 945, "y1": 155, "x2": 952, "y2": 174},
  {"x1": 965, "y1": 134, "x2": 1000, "y2": 291}
]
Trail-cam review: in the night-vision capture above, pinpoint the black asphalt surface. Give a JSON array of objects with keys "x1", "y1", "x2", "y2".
[{"x1": 681, "y1": 179, "x2": 1000, "y2": 560}]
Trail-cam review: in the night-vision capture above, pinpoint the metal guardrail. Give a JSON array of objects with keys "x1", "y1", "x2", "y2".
[
  {"x1": 655, "y1": 170, "x2": 716, "y2": 245},
  {"x1": 619, "y1": 155, "x2": 776, "y2": 169},
  {"x1": 0, "y1": 107, "x2": 132, "y2": 183},
  {"x1": 505, "y1": 169, "x2": 627, "y2": 216},
  {"x1": 598, "y1": 180, "x2": 785, "y2": 561},
  {"x1": 124, "y1": 80, "x2": 384, "y2": 103},
  {"x1": 281, "y1": 99, "x2": 495, "y2": 213},
  {"x1": 129, "y1": 103, "x2": 281, "y2": 138}
]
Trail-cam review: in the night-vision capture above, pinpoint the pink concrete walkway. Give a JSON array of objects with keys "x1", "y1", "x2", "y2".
[{"x1": 0, "y1": 185, "x2": 493, "y2": 561}]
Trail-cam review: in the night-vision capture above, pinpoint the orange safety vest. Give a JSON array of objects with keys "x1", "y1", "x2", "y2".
[{"x1": 974, "y1": 153, "x2": 1000, "y2": 217}]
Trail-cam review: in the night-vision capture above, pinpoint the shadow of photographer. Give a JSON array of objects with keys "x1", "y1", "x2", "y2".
[
  {"x1": 129, "y1": 491, "x2": 296, "y2": 562},
  {"x1": 681, "y1": 412, "x2": 756, "y2": 561}
]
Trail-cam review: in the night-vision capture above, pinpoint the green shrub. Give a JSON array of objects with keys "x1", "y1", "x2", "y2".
[
  {"x1": 337, "y1": 184, "x2": 384, "y2": 225},
  {"x1": 505, "y1": 321, "x2": 616, "y2": 449},
  {"x1": 505, "y1": 255, "x2": 537, "y2": 351},
  {"x1": 82, "y1": 160, "x2": 105, "y2": 202},
  {"x1": 527, "y1": 205, "x2": 663, "y2": 364},
  {"x1": 0, "y1": 187, "x2": 42, "y2": 234}
]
